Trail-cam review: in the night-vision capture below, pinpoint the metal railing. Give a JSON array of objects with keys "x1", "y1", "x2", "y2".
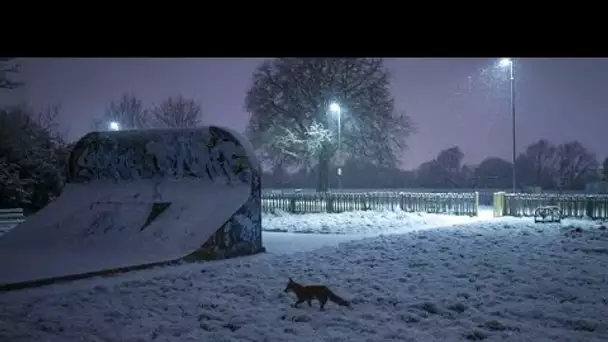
[
  {"x1": 0, "y1": 208, "x2": 24, "y2": 234},
  {"x1": 262, "y1": 191, "x2": 479, "y2": 216},
  {"x1": 263, "y1": 188, "x2": 523, "y2": 207},
  {"x1": 493, "y1": 192, "x2": 608, "y2": 220}
]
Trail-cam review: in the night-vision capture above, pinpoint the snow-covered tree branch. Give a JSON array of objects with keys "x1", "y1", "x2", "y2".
[
  {"x1": 0, "y1": 105, "x2": 66, "y2": 210},
  {"x1": 273, "y1": 120, "x2": 334, "y2": 160}
]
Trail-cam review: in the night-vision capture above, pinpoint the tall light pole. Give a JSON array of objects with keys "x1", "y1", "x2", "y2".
[
  {"x1": 499, "y1": 58, "x2": 516, "y2": 193},
  {"x1": 329, "y1": 102, "x2": 342, "y2": 189}
]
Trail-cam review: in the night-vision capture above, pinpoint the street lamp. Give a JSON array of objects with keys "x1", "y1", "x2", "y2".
[
  {"x1": 108, "y1": 121, "x2": 121, "y2": 131},
  {"x1": 499, "y1": 58, "x2": 512, "y2": 69},
  {"x1": 329, "y1": 102, "x2": 342, "y2": 189},
  {"x1": 499, "y1": 58, "x2": 516, "y2": 193}
]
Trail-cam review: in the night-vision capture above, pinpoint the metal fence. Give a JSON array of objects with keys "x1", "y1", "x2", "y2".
[
  {"x1": 493, "y1": 192, "x2": 608, "y2": 220},
  {"x1": 262, "y1": 192, "x2": 479, "y2": 216},
  {"x1": 263, "y1": 188, "x2": 598, "y2": 207},
  {"x1": 0, "y1": 208, "x2": 24, "y2": 235},
  {"x1": 263, "y1": 188, "x2": 516, "y2": 207}
]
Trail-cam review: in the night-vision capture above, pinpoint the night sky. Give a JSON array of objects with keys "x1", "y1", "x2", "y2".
[{"x1": 1, "y1": 58, "x2": 606, "y2": 169}]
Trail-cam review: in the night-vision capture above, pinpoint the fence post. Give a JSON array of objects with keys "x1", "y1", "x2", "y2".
[
  {"x1": 326, "y1": 193, "x2": 334, "y2": 213},
  {"x1": 493, "y1": 192, "x2": 505, "y2": 217},
  {"x1": 288, "y1": 197, "x2": 296, "y2": 214},
  {"x1": 474, "y1": 192, "x2": 479, "y2": 217},
  {"x1": 586, "y1": 196, "x2": 594, "y2": 219}
]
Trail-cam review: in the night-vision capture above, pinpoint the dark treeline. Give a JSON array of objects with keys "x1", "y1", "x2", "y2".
[{"x1": 264, "y1": 143, "x2": 607, "y2": 192}]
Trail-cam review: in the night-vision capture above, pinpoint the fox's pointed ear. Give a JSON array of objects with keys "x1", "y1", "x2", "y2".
[{"x1": 288, "y1": 277, "x2": 293, "y2": 282}]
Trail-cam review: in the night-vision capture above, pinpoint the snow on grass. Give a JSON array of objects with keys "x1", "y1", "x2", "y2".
[
  {"x1": 263, "y1": 231, "x2": 364, "y2": 255},
  {"x1": 262, "y1": 209, "x2": 488, "y2": 235},
  {"x1": 1, "y1": 215, "x2": 607, "y2": 342}
]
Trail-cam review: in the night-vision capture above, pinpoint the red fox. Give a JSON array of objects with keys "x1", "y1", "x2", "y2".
[{"x1": 283, "y1": 277, "x2": 351, "y2": 310}]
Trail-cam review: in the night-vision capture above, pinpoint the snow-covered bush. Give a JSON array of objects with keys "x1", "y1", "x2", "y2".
[{"x1": 0, "y1": 105, "x2": 67, "y2": 212}]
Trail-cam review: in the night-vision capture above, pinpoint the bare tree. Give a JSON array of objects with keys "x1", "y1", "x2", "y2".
[
  {"x1": 516, "y1": 139, "x2": 559, "y2": 189},
  {"x1": 93, "y1": 92, "x2": 149, "y2": 130},
  {"x1": 151, "y1": 94, "x2": 203, "y2": 128},
  {"x1": 245, "y1": 58, "x2": 416, "y2": 191},
  {"x1": 0, "y1": 58, "x2": 23, "y2": 90},
  {"x1": 436, "y1": 146, "x2": 464, "y2": 175},
  {"x1": 554, "y1": 141, "x2": 598, "y2": 190},
  {"x1": 416, "y1": 146, "x2": 465, "y2": 188},
  {"x1": 35, "y1": 105, "x2": 65, "y2": 146}
]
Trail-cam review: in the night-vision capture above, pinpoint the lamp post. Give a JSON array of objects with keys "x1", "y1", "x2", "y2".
[
  {"x1": 499, "y1": 58, "x2": 516, "y2": 193},
  {"x1": 329, "y1": 102, "x2": 342, "y2": 189}
]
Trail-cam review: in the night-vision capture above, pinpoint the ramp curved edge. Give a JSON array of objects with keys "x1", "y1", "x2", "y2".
[
  {"x1": 0, "y1": 126, "x2": 264, "y2": 290},
  {"x1": 181, "y1": 126, "x2": 264, "y2": 261}
]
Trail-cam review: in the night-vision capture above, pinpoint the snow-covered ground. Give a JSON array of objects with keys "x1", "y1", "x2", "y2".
[
  {"x1": 262, "y1": 209, "x2": 492, "y2": 236},
  {"x1": 1, "y1": 211, "x2": 607, "y2": 342}
]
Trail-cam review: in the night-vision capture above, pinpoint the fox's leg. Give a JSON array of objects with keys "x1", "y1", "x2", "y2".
[
  {"x1": 293, "y1": 299, "x2": 305, "y2": 308},
  {"x1": 319, "y1": 297, "x2": 328, "y2": 311},
  {"x1": 307, "y1": 300, "x2": 312, "y2": 307}
]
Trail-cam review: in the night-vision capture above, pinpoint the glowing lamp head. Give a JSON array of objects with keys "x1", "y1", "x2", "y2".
[
  {"x1": 108, "y1": 121, "x2": 120, "y2": 131},
  {"x1": 499, "y1": 58, "x2": 512, "y2": 68},
  {"x1": 329, "y1": 102, "x2": 341, "y2": 114}
]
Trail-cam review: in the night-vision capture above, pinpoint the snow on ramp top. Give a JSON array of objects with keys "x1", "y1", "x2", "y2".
[{"x1": 0, "y1": 126, "x2": 263, "y2": 287}]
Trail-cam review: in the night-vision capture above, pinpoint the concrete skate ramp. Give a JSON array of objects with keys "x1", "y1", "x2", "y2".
[{"x1": 0, "y1": 126, "x2": 263, "y2": 289}]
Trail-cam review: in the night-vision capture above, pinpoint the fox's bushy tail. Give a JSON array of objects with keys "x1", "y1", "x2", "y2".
[{"x1": 328, "y1": 291, "x2": 351, "y2": 307}]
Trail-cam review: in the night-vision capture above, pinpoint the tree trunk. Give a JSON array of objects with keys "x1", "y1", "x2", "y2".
[{"x1": 316, "y1": 146, "x2": 330, "y2": 192}]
